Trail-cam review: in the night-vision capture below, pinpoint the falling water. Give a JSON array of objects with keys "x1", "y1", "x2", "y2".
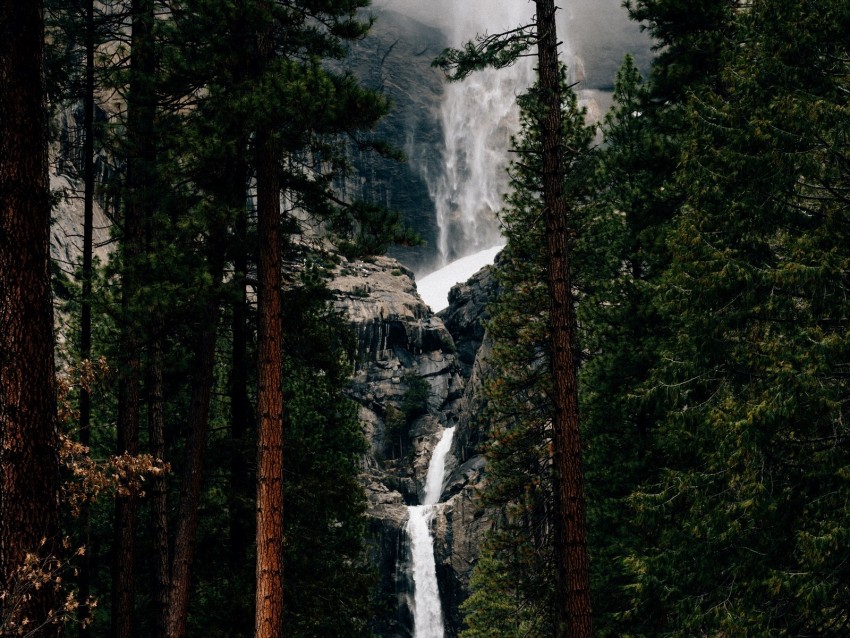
[
  {"x1": 374, "y1": 0, "x2": 536, "y2": 269},
  {"x1": 431, "y1": 62, "x2": 534, "y2": 265},
  {"x1": 406, "y1": 426, "x2": 456, "y2": 638},
  {"x1": 423, "y1": 426, "x2": 456, "y2": 507},
  {"x1": 374, "y1": 1, "x2": 644, "y2": 275},
  {"x1": 429, "y1": 2, "x2": 536, "y2": 266}
]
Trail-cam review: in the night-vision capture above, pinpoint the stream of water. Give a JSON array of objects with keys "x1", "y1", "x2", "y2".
[{"x1": 406, "y1": 426, "x2": 456, "y2": 638}]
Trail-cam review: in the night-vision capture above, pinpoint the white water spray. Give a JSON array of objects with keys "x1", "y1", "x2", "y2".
[
  {"x1": 422, "y1": 426, "x2": 456, "y2": 507},
  {"x1": 432, "y1": 63, "x2": 533, "y2": 264},
  {"x1": 406, "y1": 426, "x2": 456, "y2": 638},
  {"x1": 375, "y1": 1, "x2": 641, "y2": 276},
  {"x1": 376, "y1": 1, "x2": 537, "y2": 269},
  {"x1": 431, "y1": 3, "x2": 536, "y2": 267}
]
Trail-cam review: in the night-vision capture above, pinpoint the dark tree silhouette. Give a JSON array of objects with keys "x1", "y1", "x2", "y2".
[{"x1": 0, "y1": 2, "x2": 62, "y2": 636}]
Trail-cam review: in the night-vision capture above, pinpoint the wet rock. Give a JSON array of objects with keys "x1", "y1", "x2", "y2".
[
  {"x1": 439, "y1": 261, "x2": 499, "y2": 377},
  {"x1": 331, "y1": 252, "x2": 499, "y2": 638}
]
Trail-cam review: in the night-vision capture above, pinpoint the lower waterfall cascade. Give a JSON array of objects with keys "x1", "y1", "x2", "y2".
[{"x1": 406, "y1": 426, "x2": 456, "y2": 638}]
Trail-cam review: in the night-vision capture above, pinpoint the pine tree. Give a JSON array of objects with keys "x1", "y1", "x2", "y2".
[
  {"x1": 577, "y1": 54, "x2": 674, "y2": 636},
  {"x1": 435, "y1": 5, "x2": 596, "y2": 633},
  {"x1": 621, "y1": 1, "x2": 850, "y2": 634},
  {"x1": 624, "y1": 0, "x2": 735, "y2": 103},
  {"x1": 532, "y1": 5, "x2": 594, "y2": 634},
  {"x1": 42, "y1": 1, "x2": 104, "y2": 632},
  {"x1": 112, "y1": 2, "x2": 157, "y2": 633},
  {"x1": 254, "y1": 92, "x2": 285, "y2": 638},
  {"x1": 460, "y1": 73, "x2": 597, "y2": 638},
  {"x1": 280, "y1": 283, "x2": 376, "y2": 638},
  {"x1": 0, "y1": 2, "x2": 62, "y2": 636}
]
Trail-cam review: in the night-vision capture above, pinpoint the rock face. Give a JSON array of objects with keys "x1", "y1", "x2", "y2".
[
  {"x1": 329, "y1": 255, "x2": 497, "y2": 638},
  {"x1": 48, "y1": 107, "x2": 115, "y2": 347},
  {"x1": 344, "y1": 9, "x2": 449, "y2": 274},
  {"x1": 433, "y1": 266, "x2": 499, "y2": 634},
  {"x1": 439, "y1": 262, "x2": 498, "y2": 381}
]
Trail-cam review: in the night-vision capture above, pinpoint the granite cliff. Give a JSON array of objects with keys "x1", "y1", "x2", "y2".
[{"x1": 328, "y1": 255, "x2": 498, "y2": 637}]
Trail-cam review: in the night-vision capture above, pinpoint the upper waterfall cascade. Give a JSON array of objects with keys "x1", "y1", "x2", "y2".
[
  {"x1": 371, "y1": 0, "x2": 650, "y2": 279},
  {"x1": 406, "y1": 426, "x2": 456, "y2": 638},
  {"x1": 428, "y1": 1, "x2": 537, "y2": 269},
  {"x1": 375, "y1": 0, "x2": 541, "y2": 271},
  {"x1": 431, "y1": 63, "x2": 534, "y2": 266}
]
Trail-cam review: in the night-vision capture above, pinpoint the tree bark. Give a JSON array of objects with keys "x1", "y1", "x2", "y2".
[
  {"x1": 112, "y1": 0, "x2": 155, "y2": 635},
  {"x1": 254, "y1": 126, "x2": 284, "y2": 638},
  {"x1": 0, "y1": 1, "x2": 62, "y2": 635},
  {"x1": 534, "y1": 1, "x2": 593, "y2": 636},
  {"x1": 80, "y1": 0, "x2": 95, "y2": 452},
  {"x1": 166, "y1": 254, "x2": 225, "y2": 638},
  {"x1": 78, "y1": 1, "x2": 95, "y2": 633},
  {"x1": 148, "y1": 339, "x2": 169, "y2": 638}
]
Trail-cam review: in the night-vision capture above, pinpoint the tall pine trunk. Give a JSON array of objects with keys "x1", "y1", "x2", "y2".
[
  {"x1": 254, "y1": 127, "x2": 284, "y2": 638},
  {"x1": 166, "y1": 249, "x2": 226, "y2": 638},
  {"x1": 113, "y1": 0, "x2": 155, "y2": 634},
  {"x1": 148, "y1": 339, "x2": 170, "y2": 638},
  {"x1": 534, "y1": 1, "x2": 592, "y2": 636},
  {"x1": 0, "y1": 1, "x2": 61, "y2": 635},
  {"x1": 78, "y1": 1, "x2": 96, "y2": 633}
]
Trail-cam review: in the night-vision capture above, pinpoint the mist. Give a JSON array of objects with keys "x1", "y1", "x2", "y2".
[
  {"x1": 372, "y1": 0, "x2": 537, "y2": 45},
  {"x1": 565, "y1": 0, "x2": 652, "y2": 89},
  {"x1": 372, "y1": 0, "x2": 652, "y2": 90}
]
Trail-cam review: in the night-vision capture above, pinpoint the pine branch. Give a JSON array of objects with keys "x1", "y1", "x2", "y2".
[{"x1": 432, "y1": 24, "x2": 537, "y2": 81}]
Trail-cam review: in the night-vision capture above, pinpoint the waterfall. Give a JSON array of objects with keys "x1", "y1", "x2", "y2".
[
  {"x1": 374, "y1": 1, "x2": 536, "y2": 270},
  {"x1": 406, "y1": 426, "x2": 456, "y2": 638},
  {"x1": 428, "y1": 3, "x2": 536, "y2": 268},
  {"x1": 430, "y1": 62, "x2": 534, "y2": 265},
  {"x1": 422, "y1": 426, "x2": 456, "y2": 507},
  {"x1": 373, "y1": 2, "x2": 639, "y2": 277}
]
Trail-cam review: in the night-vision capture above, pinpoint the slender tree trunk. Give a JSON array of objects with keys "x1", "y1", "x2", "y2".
[
  {"x1": 80, "y1": 0, "x2": 95, "y2": 457},
  {"x1": 230, "y1": 183, "x2": 252, "y2": 576},
  {"x1": 166, "y1": 255, "x2": 225, "y2": 638},
  {"x1": 254, "y1": 127, "x2": 284, "y2": 638},
  {"x1": 0, "y1": 1, "x2": 61, "y2": 635},
  {"x1": 78, "y1": 1, "x2": 96, "y2": 633},
  {"x1": 113, "y1": 0, "x2": 155, "y2": 635},
  {"x1": 534, "y1": 1, "x2": 592, "y2": 636},
  {"x1": 148, "y1": 339, "x2": 170, "y2": 638}
]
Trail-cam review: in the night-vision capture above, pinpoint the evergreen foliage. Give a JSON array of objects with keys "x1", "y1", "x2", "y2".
[
  {"x1": 280, "y1": 289, "x2": 375, "y2": 638},
  {"x1": 29, "y1": 0, "x2": 408, "y2": 635},
  {"x1": 578, "y1": 55, "x2": 664, "y2": 637},
  {"x1": 622, "y1": 1, "x2": 850, "y2": 634},
  {"x1": 463, "y1": 1, "x2": 850, "y2": 636}
]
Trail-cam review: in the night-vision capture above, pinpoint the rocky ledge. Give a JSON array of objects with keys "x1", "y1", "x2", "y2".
[{"x1": 328, "y1": 254, "x2": 498, "y2": 638}]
